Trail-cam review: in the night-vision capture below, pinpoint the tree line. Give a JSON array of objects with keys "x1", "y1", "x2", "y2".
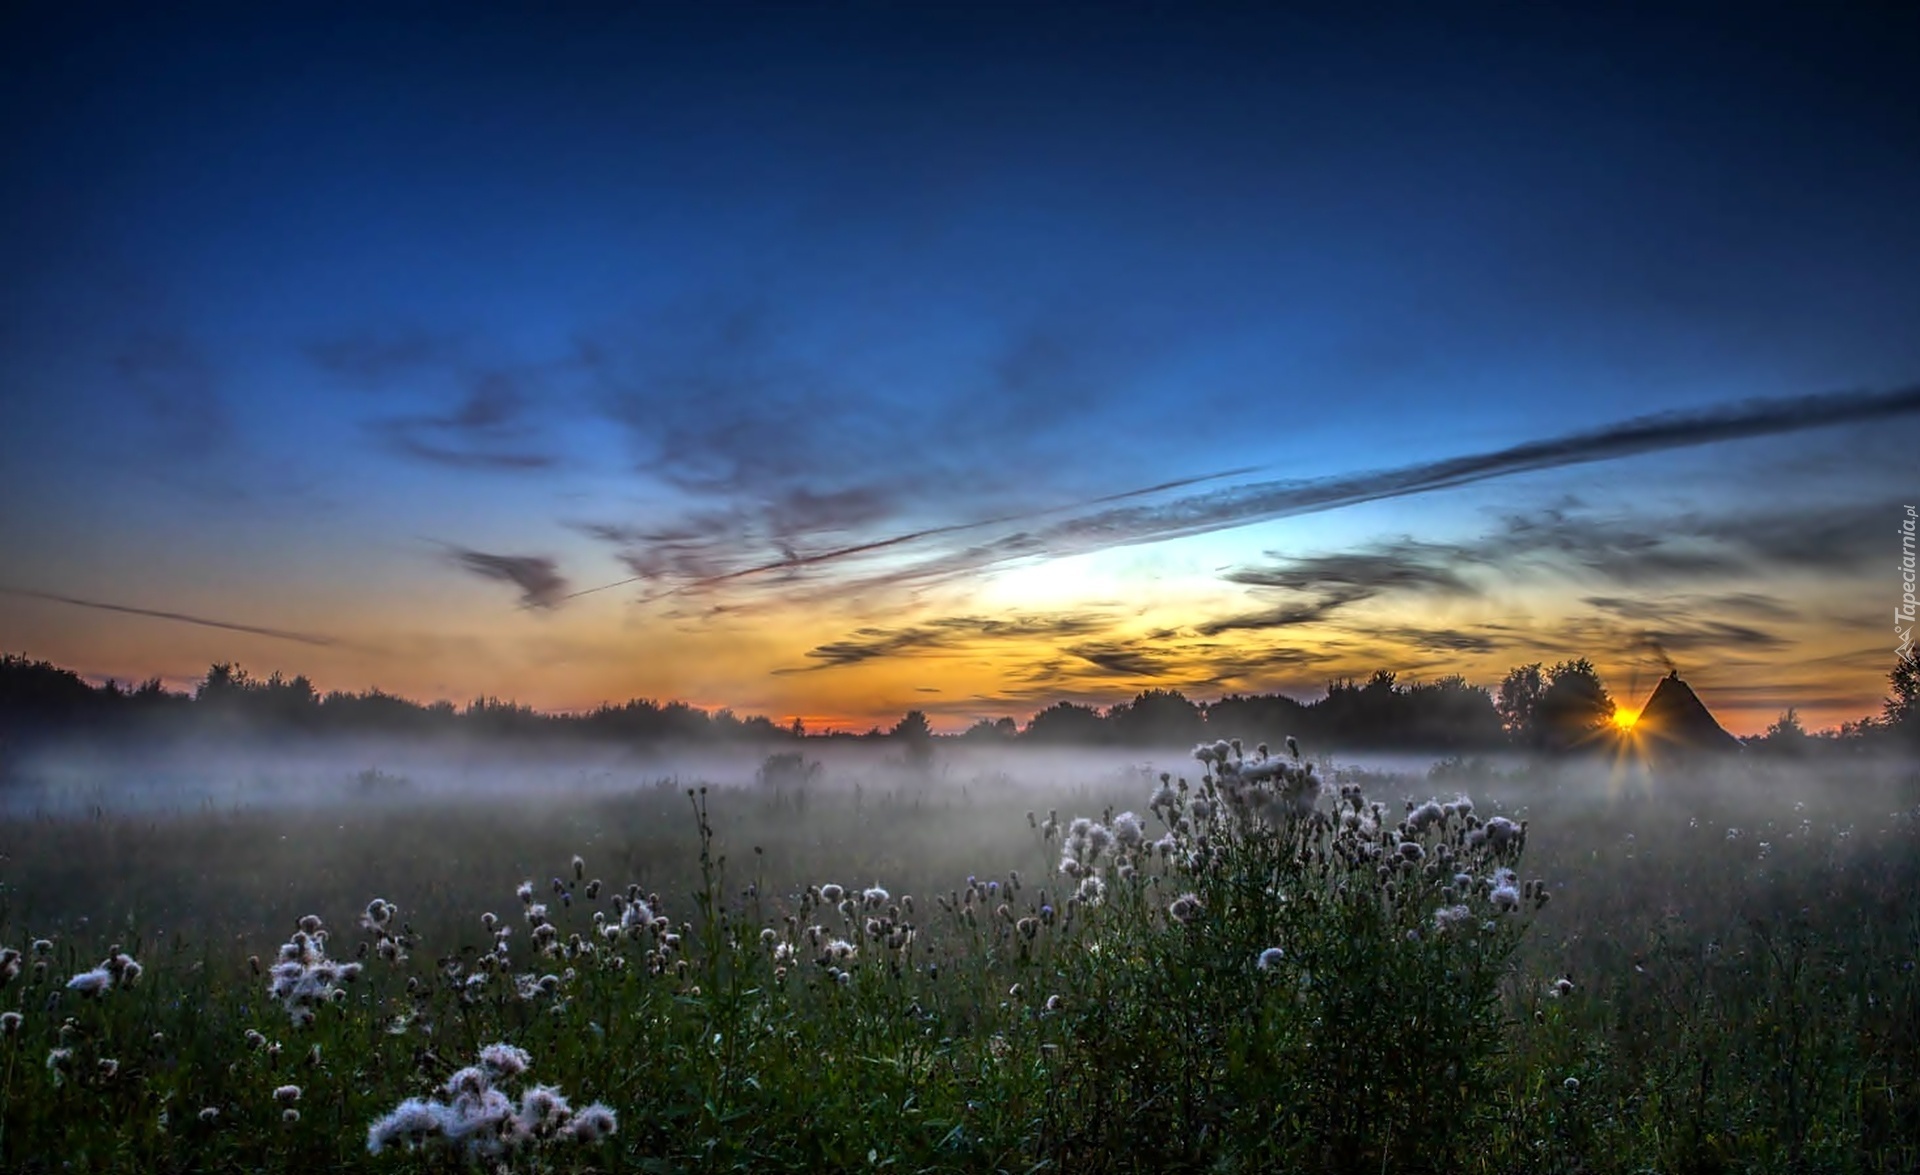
[{"x1": 2, "y1": 652, "x2": 1915, "y2": 754}]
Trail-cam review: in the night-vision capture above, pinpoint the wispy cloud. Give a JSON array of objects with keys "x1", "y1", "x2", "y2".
[
  {"x1": 778, "y1": 613, "x2": 1112, "y2": 673},
  {"x1": 0, "y1": 585, "x2": 340, "y2": 647},
  {"x1": 376, "y1": 373, "x2": 559, "y2": 471},
  {"x1": 615, "y1": 384, "x2": 1918, "y2": 600},
  {"x1": 448, "y1": 549, "x2": 570, "y2": 609},
  {"x1": 861, "y1": 386, "x2": 1920, "y2": 593}
]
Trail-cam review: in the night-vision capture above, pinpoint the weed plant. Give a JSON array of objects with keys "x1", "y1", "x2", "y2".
[{"x1": 0, "y1": 743, "x2": 1914, "y2": 1172}]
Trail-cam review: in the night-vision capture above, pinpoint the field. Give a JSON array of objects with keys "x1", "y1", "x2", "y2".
[{"x1": 1, "y1": 738, "x2": 1915, "y2": 1173}]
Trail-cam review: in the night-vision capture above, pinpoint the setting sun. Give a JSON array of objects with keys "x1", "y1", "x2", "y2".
[{"x1": 1613, "y1": 707, "x2": 1640, "y2": 730}]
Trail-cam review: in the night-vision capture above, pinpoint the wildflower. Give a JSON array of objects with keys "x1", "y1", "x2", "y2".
[
  {"x1": 46, "y1": 1047, "x2": 72, "y2": 1075},
  {"x1": 282, "y1": 1108, "x2": 301, "y2": 1124},
  {"x1": 1406, "y1": 800, "x2": 1446, "y2": 833},
  {"x1": 274, "y1": 1085, "x2": 303, "y2": 1105},
  {"x1": 826, "y1": 939, "x2": 857, "y2": 962},
  {"x1": 1045, "y1": 994, "x2": 1063, "y2": 1012},
  {"x1": 516, "y1": 881, "x2": 535, "y2": 905},
  {"x1": 819, "y1": 884, "x2": 844, "y2": 904},
  {"x1": 0, "y1": 948, "x2": 21, "y2": 986},
  {"x1": 1397, "y1": 841, "x2": 1425, "y2": 862},
  {"x1": 267, "y1": 921, "x2": 357, "y2": 1021},
  {"x1": 571, "y1": 855, "x2": 585, "y2": 880},
  {"x1": 1111, "y1": 811, "x2": 1145, "y2": 849},
  {"x1": 1491, "y1": 883, "x2": 1522, "y2": 913},
  {"x1": 367, "y1": 1097, "x2": 450, "y2": 1153},
  {"x1": 1149, "y1": 778, "x2": 1176, "y2": 810},
  {"x1": 1563, "y1": 1076, "x2": 1580, "y2": 1094},
  {"x1": 565, "y1": 1102, "x2": 618, "y2": 1143},
  {"x1": 1076, "y1": 875, "x2": 1105, "y2": 905},
  {"x1": 0, "y1": 1012, "x2": 21, "y2": 1035},
  {"x1": 198, "y1": 1106, "x2": 220, "y2": 1125},
  {"x1": 862, "y1": 885, "x2": 890, "y2": 909},
  {"x1": 1167, "y1": 893, "x2": 1204, "y2": 925},
  {"x1": 1551, "y1": 976, "x2": 1575, "y2": 998},
  {"x1": 98, "y1": 1058, "x2": 120, "y2": 1079},
  {"x1": 66, "y1": 967, "x2": 113, "y2": 996},
  {"x1": 478, "y1": 1042, "x2": 532, "y2": 1078},
  {"x1": 362, "y1": 899, "x2": 395, "y2": 930},
  {"x1": 1256, "y1": 947, "x2": 1285, "y2": 971},
  {"x1": 1433, "y1": 904, "x2": 1473, "y2": 932}
]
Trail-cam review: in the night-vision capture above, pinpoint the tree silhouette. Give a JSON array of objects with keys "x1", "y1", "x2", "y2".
[
  {"x1": 1024, "y1": 701, "x2": 1106, "y2": 744},
  {"x1": 1495, "y1": 663, "x2": 1544, "y2": 746},
  {"x1": 1107, "y1": 689, "x2": 1205, "y2": 746},
  {"x1": 1886, "y1": 654, "x2": 1920, "y2": 745},
  {"x1": 891, "y1": 709, "x2": 935, "y2": 768},
  {"x1": 1534, "y1": 659, "x2": 1615, "y2": 751}
]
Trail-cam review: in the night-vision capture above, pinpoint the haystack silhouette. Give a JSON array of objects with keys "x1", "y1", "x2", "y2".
[{"x1": 1633, "y1": 670, "x2": 1742, "y2": 756}]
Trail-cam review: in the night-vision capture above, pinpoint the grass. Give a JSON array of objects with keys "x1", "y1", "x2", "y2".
[{"x1": 0, "y1": 743, "x2": 1915, "y2": 1172}]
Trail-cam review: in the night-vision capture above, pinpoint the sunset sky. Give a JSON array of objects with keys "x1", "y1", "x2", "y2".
[{"x1": 3, "y1": 5, "x2": 1918, "y2": 734}]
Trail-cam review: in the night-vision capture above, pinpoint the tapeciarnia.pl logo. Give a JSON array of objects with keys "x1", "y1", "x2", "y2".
[{"x1": 1899, "y1": 505, "x2": 1916, "y2": 666}]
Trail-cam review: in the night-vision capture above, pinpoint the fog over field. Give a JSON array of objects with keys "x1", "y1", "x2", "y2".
[{"x1": 6, "y1": 1, "x2": 1920, "y2": 1169}]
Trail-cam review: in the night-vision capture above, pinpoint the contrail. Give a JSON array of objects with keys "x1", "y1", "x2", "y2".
[
  {"x1": 559, "y1": 464, "x2": 1266, "y2": 602},
  {"x1": 716, "y1": 382, "x2": 1920, "y2": 596},
  {"x1": 0, "y1": 585, "x2": 342, "y2": 648}
]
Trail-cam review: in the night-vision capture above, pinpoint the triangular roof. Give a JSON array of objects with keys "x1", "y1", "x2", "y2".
[{"x1": 1634, "y1": 670, "x2": 1742, "y2": 754}]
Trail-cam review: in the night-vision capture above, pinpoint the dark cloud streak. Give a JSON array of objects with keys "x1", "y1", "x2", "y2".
[
  {"x1": 703, "y1": 384, "x2": 1920, "y2": 597},
  {"x1": 779, "y1": 613, "x2": 1111, "y2": 673},
  {"x1": 448, "y1": 549, "x2": 570, "y2": 609},
  {"x1": 0, "y1": 585, "x2": 341, "y2": 647}
]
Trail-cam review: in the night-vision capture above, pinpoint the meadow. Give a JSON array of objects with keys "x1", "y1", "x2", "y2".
[{"x1": 0, "y1": 737, "x2": 1914, "y2": 1173}]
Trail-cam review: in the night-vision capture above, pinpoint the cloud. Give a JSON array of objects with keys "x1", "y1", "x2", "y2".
[
  {"x1": 1368, "y1": 626, "x2": 1508, "y2": 654},
  {"x1": 376, "y1": 372, "x2": 559, "y2": 471},
  {"x1": 778, "y1": 613, "x2": 1111, "y2": 673},
  {"x1": 1066, "y1": 641, "x2": 1173, "y2": 677},
  {"x1": 0, "y1": 585, "x2": 340, "y2": 647},
  {"x1": 308, "y1": 330, "x2": 567, "y2": 472},
  {"x1": 1198, "y1": 548, "x2": 1481, "y2": 634},
  {"x1": 1202, "y1": 499, "x2": 1874, "y2": 644},
  {"x1": 1581, "y1": 592, "x2": 1801, "y2": 624},
  {"x1": 644, "y1": 383, "x2": 1920, "y2": 598},
  {"x1": 448, "y1": 549, "x2": 569, "y2": 609}
]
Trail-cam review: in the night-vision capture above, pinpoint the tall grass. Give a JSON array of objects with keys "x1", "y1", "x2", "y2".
[{"x1": 0, "y1": 744, "x2": 1914, "y2": 1172}]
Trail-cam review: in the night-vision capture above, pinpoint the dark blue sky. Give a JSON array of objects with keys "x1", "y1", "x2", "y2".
[{"x1": 3, "y1": 3, "x2": 1917, "y2": 730}]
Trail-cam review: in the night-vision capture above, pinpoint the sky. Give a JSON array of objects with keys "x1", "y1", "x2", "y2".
[{"x1": 2, "y1": 3, "x2": 1918, "y2": 735}]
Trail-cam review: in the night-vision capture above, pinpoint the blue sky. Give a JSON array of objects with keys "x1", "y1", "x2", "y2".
[{"x1": 3, "y1": 3, "x2": 1917, "y2": 731}]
